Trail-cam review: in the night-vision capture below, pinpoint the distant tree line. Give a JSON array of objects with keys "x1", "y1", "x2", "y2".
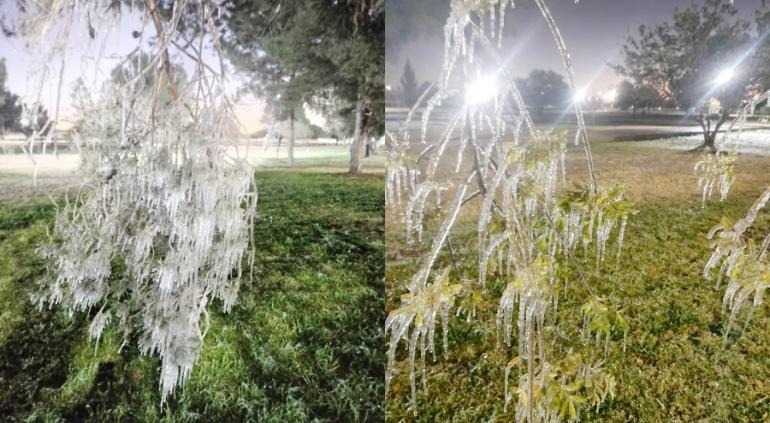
[
  {"x1": 0, "y1": 58, "x2": 49, "y2": 137},
  {"x1": 615, "y1": 80, "x2": 666, "y2": 113},
  {"x1": 394, "y1": 60, "x2": 572, "y2": 115}
]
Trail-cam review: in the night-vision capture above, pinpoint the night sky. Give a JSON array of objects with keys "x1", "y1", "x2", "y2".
[{"x1": 386, "y1": 0, "x2": 765, "y2": 97}]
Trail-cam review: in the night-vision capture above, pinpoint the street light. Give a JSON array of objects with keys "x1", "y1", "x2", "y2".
[
  {"x1": 714, "y1": 67, "x2": 734, "y2": 86},
  {"x1": 466, "y1": 76, "x2": 497, "y2": 105},
  {"x1": 573, "y1": 88, "x2": 587, "y2": 104}
]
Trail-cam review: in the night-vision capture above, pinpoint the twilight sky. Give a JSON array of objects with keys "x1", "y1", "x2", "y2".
[
  {"x1": 386, "y1": 0, "x2": 765, "y2": 98},
  {"x1": 0, "y1": 2, "x2": 263, "y2": 132}
]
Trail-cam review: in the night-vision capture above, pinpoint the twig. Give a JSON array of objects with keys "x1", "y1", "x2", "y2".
[
  {"x1": 145, "y1": 0, "x2": 180, "y2": 101},
  {"x1": 447, "y1": 236, "x2": 461, "y2": 275}
]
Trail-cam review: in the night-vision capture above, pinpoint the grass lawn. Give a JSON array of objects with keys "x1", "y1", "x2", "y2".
[
  {"x1": 385, "y1": 142, "x2": 770, "y2": 422},
  {"x1": 249, "y1": 145, "x2": 385, "y2": 172},
  {"x1": 0, "y1": 172, "x2": 384, "y2": 422}
]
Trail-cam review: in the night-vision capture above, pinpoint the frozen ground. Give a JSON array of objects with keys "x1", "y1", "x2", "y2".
[{"x1": 636, "y1": 129, "x2": 770, "y2": 156}]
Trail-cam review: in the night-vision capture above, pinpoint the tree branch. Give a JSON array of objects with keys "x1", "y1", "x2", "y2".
[{"x1": 145, "y1": 0, "x2": 179, "y2": 101}]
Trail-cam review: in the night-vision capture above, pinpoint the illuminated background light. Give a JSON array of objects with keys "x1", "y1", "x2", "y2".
[
  {"x1": 714, "y1": 67, "x2": 734, "y2": 86},
  {"x1": 466, "y1": 76, "x2": 498, "y2": 105},
  {"x1": 573, "y1": 88, "x2": 587, "y2": 104}
]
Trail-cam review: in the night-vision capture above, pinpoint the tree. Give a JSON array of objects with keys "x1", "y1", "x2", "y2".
[
  {"x1": 0, "y1": 57, "x2": 6, "y2": 106},
  {"x1": 615, "y1": 80, "x2": 665, "y2": 114},
  {"x1": 400, "y1": 59, "x2": 418, "y2": 107},
  {"x1": 299, "y1": 0, "x2": 384, "y2": 173},
  {"x1": 616, "y1": 0, "x2": 758, "y2": 151},
  {"x1": 386, "y1": 1, "x2": 630, "y2": 420},
  {"x1": 109, "y1": 50, "x2": 186, "y2": 104},
  {"x1": 16, "y1": 0, "x2": 257, "y2": 403},
  {"x1": 517, "y1": 69, "x2": 569, "y2": 116},
  {"x1": 223, "y1": 0, "x2": 384, "y2": 173},
  {"x1": 615, "y1": 80, "x2": 635, "y2": 112},
  {"x1": 0, "y1": 58, "x2": 23, "y2": 136},
  {"x1": 19, "y1": 103, "x2": 49, "y2": 137},
  {"x1": 634, "y1": 85, "x2": 666, "y2": 112},
  {"x1": 223, "y1": 2, "x2": 332, "y2": 167},
  {"x1": 0, "y1": 91, "x2": 22, "y2": 135}
]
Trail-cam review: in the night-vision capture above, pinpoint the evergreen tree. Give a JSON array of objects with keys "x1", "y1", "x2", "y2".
[
  {"x1": 223, "y1": 2, "x2": 330, "y2": 167},
  {"x1": 401, "y1": 60, "x2": 418, "y2": 107},
  {"x1": 0, "y1": 58, "x2": 23, "y2": 135},
  {"x1": 222, "y1": 0, "x2": 383, "y2": 172}
]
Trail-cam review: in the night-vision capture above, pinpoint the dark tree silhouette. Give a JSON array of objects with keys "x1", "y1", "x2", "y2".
[{"x1": 400, "y1": 60, "x2": 418, "y2": 107}]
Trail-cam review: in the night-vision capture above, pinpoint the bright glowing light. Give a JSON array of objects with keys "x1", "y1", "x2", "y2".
[
  {"x1": 714, "y1": 67, "x2": 734, "y2": 86},
  {"x1": 466, "y1": 76, "x2": 497, "y2": 105},
  {"x1": 602, "y1": 88, "x2": 617, "y2": 104},
  {"x1": 573, "y1": 88, "x2": 587, "y2": 104},
  {"x1": 385, "y1": 84, "x2": 392, "y2": 91}
]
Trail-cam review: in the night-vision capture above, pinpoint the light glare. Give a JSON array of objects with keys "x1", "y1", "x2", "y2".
[
  {"x1": 466, "y1": 76, "x2": 497, "y2": 105},
  {"x1": 573, "y1": 88, "x2": 587, "y2": 103},
  {"x1": 714, "y1": 68, "x2": 734, "y2": 86}
]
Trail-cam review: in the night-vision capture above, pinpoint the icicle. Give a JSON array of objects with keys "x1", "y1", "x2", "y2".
[
  {"x1": 498, "y1": 0, "x2": 507, "y2": 47},
  {"x1": 616, "y1": 216, "x2": 628, "y2": 262},
  {"x1": 408, "y1": 329, "x2": 420, "y2": 410},
  {"x1": 504, "y1": 365, "x2": 512, "y2": 412}
]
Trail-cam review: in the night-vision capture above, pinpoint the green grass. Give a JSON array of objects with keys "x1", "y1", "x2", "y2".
[
  {"x1": 0, "y1": 172, "x2": 384, "y2": 422},
  {"x1": 385, "y1": 193, "x2": 770, "y2": 422}
]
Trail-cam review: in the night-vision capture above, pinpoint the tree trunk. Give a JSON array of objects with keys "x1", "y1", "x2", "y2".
[
  {"x1": 349, "y1": 94, "x2": 365, "y2": 174},
  {"x1": 702, "y1": 130, "x2": 716, "y2": 152},
  {"x1": 288, "y1": 107, "x2": 295, "y2": 167},
  {"x1": 697, "y1": 111, "x2": 728, "y2": 153},
  {"x1": 711, "y1": 111, "x2": 729, "y2": 151}
]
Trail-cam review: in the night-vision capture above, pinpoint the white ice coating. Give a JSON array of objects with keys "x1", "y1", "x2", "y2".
[
  {"x1": 384, "y1": 268, "x2": 458, "y2": 409},
  {"x1": 405, "y1": 181, "x2": 442, "y2": 244},
  {"x1": 37, "y1": 86, "x2": 256, "y2": 403},
  {"x1": 702, "y1": 187, "x2": 770, "y2": 342},
  {"x1": 705, "y1": 187, "x2": 770, "y2": 279},
  {"x1": 695, "y1": 153, "x2": 736, "y2": 205},
  {"x1": 385, "y1": 0, "x2": 628, "y2": 419},
  {"x1": 693, "y1": 35, "x2": 770, "y2": 346},
  {"x1": 616, "y1": 216, "x2": 628, "y2": 262},
  {"x1": 27, "y1": 1, "x2": 257, "y2": 404},
  {"x1": 480, "y1": 230, "x2": 513, "y2": 288}
]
